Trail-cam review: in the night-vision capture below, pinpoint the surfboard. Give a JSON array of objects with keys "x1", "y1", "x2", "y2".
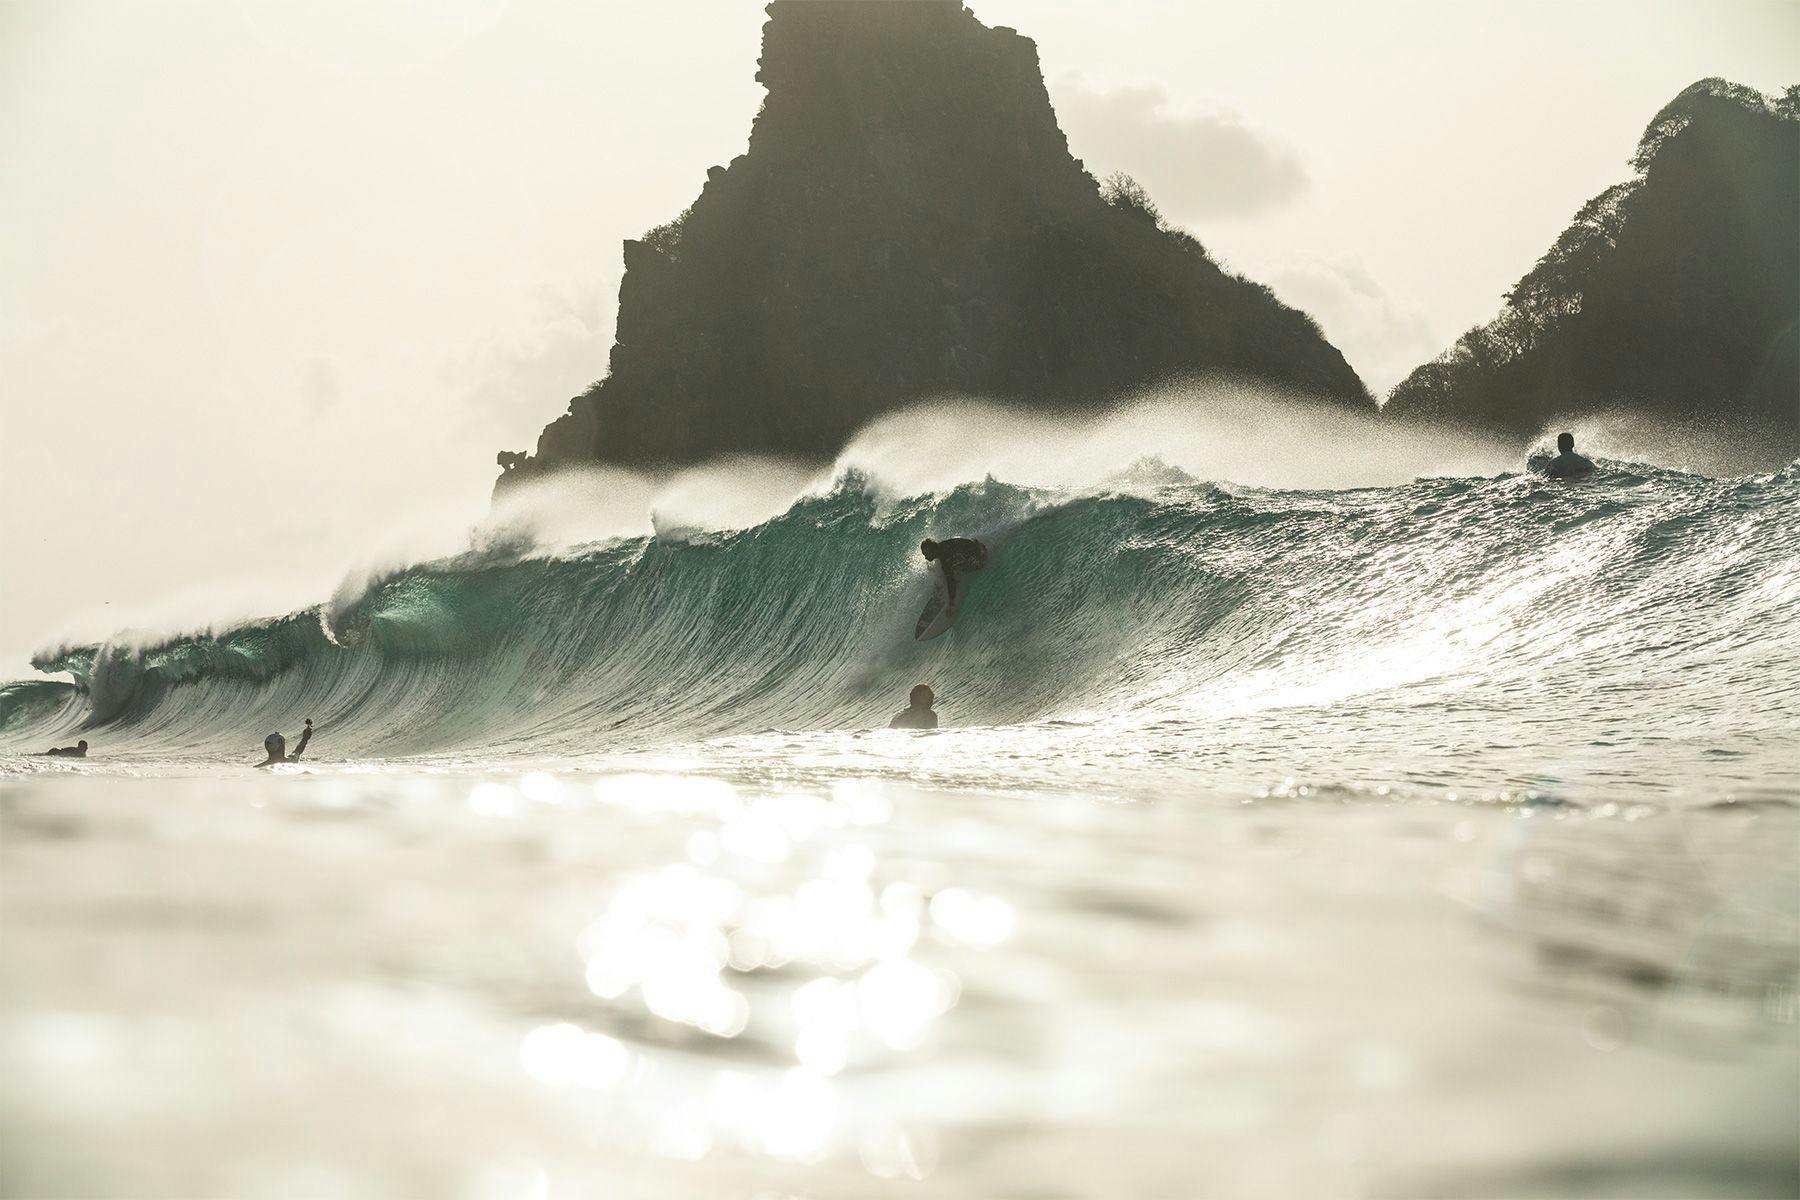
[{"x1": 915, "y1": 574, "x2": 958, "y2": 641}]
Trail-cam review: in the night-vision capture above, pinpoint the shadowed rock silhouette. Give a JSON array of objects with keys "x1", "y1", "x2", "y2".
[
  {"x1": 499, "y1": 0, "x2": 1369, "y2": 486},
  {"x1": 1386, "y1": 79, "x2": 1800, "y2": 472}
]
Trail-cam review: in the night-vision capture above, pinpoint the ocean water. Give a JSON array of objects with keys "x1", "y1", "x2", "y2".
[{"x1": 3, "y1": 462, "x2": 1798, "y2": 1198}]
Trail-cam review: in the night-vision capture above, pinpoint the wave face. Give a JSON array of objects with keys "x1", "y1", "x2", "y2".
[{"x1": 4, "y1": 464, "x2": 1799, "y2": 798}]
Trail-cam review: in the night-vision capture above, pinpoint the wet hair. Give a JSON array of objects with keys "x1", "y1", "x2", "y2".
[
  {"x1": 920, "y1": 538, "x2": 939, "y2": 559},
  {"x1": 909, "y1": 683, "x2": 934, "y2": 707},
  {"x1": 76, "y1": 739, "x2": 88, "y2": 750},
  {"x1": 1557, "y1": 431, "x2": 1575, "y2": 453}
]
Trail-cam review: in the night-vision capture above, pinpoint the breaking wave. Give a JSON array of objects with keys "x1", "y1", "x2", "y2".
[{"x1": 4, "y1": 461, "x2": 1798, "y2": 787}]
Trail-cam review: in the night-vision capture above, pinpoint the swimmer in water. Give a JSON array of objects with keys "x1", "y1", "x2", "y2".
[
  {"x1": 888, "y1": 684, "x2": 939, "y2": 730},
  {"x1": 256, "y1": 719, "x2": 313, "y2": 767}
]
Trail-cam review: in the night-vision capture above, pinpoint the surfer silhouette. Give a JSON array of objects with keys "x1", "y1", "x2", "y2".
[
  {"x1": 889, "y1": 684, "x2": 939, "y2": 729},
  {"x1": 921, "y1": 537, "x2": 987, "y2": 608},
  {"x1": 1544, "y1": 431, "x2": 1595, "y2": 481},
  {"x1": 256, "y1": 719, "x2": 314, "y2": 767},
  {"x1": 40, "y1": 739, "x2": 88, "y2": 758},
  {"x1": 915, "y1": 536, "x2": 989, "y2": 640}
]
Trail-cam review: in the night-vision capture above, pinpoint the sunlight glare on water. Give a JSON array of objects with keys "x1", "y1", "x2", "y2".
[
  {"x1": 0, "y1": 762, "x2": 1795, "y2": 1198},
  {"x1": 478, "y1": 771, "x2": 1011, "y2": 1176}
]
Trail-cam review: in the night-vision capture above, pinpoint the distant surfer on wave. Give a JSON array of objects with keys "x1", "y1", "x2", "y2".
[
  {"x1": 889, "y1": 684, "x2": 939, "y2": 730},
  {"x1": 257, "y1": 718, "x2": 314, "y2": 767},
  {"x1": 39, "y1": 739, "x2": 88, "y2": 758},
  {"x1": 1543, "y1": 431, "x2": 1595, "y2": 481},
  {"x1": 921, "y1": 537, "x2": 988, "y2": 608}
]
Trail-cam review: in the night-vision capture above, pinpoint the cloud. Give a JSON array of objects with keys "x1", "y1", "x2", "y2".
[
  {"x1": 1050, "y1": 75, "x2": 1309, "y2": 221},
  {"x1": 1262, "y1": 257, "x2": 1442, "y2": 395}
]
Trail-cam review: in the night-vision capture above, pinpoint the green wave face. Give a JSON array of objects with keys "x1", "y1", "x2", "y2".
[{"x1": 4, "y1": 465, "x2": 1798, "y2": 785}]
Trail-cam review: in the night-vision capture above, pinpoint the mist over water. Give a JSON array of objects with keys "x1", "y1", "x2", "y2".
[
  {"x1": 9, "y1": 383, "x2": 1750, "y2": 687},
  {"x1": 7, "y1": 387, "x2": 1510, "y2": 672},
  {"x1": 829, "y1": 386, "x2": 1519, "y2": 495}
]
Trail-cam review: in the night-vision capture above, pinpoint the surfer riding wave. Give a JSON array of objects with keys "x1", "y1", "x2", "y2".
[
  {"x1": 915, "y1": 536, "x2": 988, "y2": 641},
  {"x1": 921, "y1": 537, "x2": 987, "y2": 608}
]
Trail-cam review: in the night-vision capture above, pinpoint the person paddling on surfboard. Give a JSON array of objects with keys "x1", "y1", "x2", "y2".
[
  {"x1": 889, "y1": 684, "x2": 939, "y2": 730},
  {"x1": 1543, "y1": 431, "x2": 1595, "y2": 481},
  {"x1": 920, "y1": 537, "x2": 987, "y2": 608}
]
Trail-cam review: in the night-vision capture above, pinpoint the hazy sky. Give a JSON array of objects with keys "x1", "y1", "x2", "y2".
[{"x1": 2, "y1": 0, "x2": 1795, "y2": 673}]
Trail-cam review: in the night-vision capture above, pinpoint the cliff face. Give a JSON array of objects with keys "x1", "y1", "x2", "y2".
[
  {"x1": 502, "y1": 0, "x2": 1369, "y2": 481},
  {"x1": 1386, "y1": 80, "x2": 1800, "y2": 470}
]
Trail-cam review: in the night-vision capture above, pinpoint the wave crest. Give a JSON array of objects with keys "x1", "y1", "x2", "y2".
[{"x1": 6, "y1": 463, "x2": 1798, "y2": 762}]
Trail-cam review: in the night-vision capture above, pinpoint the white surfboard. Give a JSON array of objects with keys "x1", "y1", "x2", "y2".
[{"x1": 915, "y1": 573, "x2": 957, "y2": 641}]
